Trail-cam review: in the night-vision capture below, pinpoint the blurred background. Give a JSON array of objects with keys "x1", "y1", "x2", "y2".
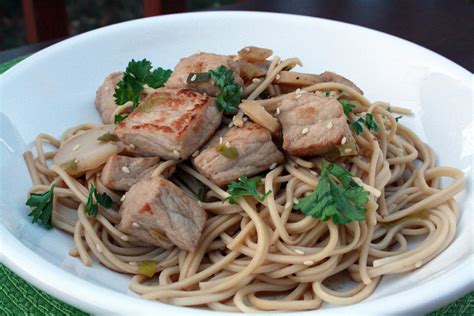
[
  {"x1": 0, "y1": 0, "x2": 238, "y2": 50},
  {"x1": 0, "y1": 0, "x2": 472, "y2": 70}
]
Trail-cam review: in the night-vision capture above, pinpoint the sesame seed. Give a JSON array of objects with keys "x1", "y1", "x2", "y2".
[
  {"x1": 120, "y1": 235, "x2": 129, "y2": 241},
  {"x1": 310, "y1": 170, "x2": 318, "y2": 176},
  {"x1": 243, "y1": 117, "x2": 248, "y2": 122},
  {"x1": 304, "y1": 260, "x2": 314, "y2": 266},
  {"x1": 344, "y1": 148, "x2": 353, "y2": 153},
  {"x1": 295, "y1": 94, "x2": 302, "y2": 99},
  {"x1": 120, "y1": 194, "x2": 126, "y2": 202},
  {"x1": 73, "y1": 158, "x2": 78, "y2": 164},
  {"x1": 197, "y1": 200, "x2": 203, "y2": 207},
  {"x1": 245, "y1": 47, "x2": 250, "y2": 51},
  {"x1": 275, "y1": 74, "x2": 281, "y2": 80},
  {"x1": 122, "y1": 166, "x2": 130, "y2": 174},
  {"x1": 295, "y1": 249, "x2": 305, "y2": 255},
  {"x1": 96, "y1": 244, "x2": 103, "y2": 253},
  {"x1": 225, "y1": 141, "x2": 230, "y2": 147},
  {"x1": 295, "y1": 88, "x2": 301, "y2": 94},
  {"x1": 190, "y1": 74, "x2": 197, "y2": 82},
  {"x1": 192, "y1": 150, "x2": 200, "y2": 157},
  {"x1": 269, "y1": 162, "x2": 277, "y2": 170},
  {"x1": 132, "y1": 222, "x2": 140, "y2": 228},
  {"x1": 173, "y1": 150, "x2": 180, "y2": 157},
  {"x1": 129, "y1": 261, "x2": 137, "y2": 266},
  {"x1": 129, "y1": 144, "x2": 136, "y2": 150},
  {"x1": 73, "y1": 144, "x2": 79, "y2": 151},
  {"x1": 415, "y1": 261, "x2": 422, "y2": 268},
  {"x1": 327, "y1": 121, "x2": 333, "y2": 129},
  {"x1": 276, "y1": 108, "x2": 281, "y2": 115},
  {"x1": 252, "y1": 78, "x2": 261, "y2": 83},
  {"x1": 341, "y1": 137, "x2": 347, "y2": 145},
  {"x1": 302, "y1": 128, "x2": 309, "y2": 135},
  {"x1": 228, "y1": 122, "x2": 234, "y2": 128},
  {"x1": 219, "y1": 137, "x2": 223, "y2": 145},
  {"x1": 293, "y1": 198, "x2": 299, "y2": 204}
]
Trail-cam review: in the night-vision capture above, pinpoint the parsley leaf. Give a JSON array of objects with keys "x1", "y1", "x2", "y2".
[
  {"x1": 114, "y1": 114, "x2": 128, "y2": 124},
  {"x1": 148, "y1": 67, "x2": 173, "y2": 88},
  {"x1": 85, "y1": 185, "x2": 113, "y2": 217},
  {"x1": 114, "y1": 59, "x2": 172, "y2": 109},
  {"x1": 350, "y1": 118, "x2": 364, "y2": 135},
  {"x1": 26, "y1": 185, "x2": 55, "y2": 229},
  {"x1": 339, "y1": 99, "x2": 356, "y2": 115},
  {"x1": 395, "y1": 115, "x2": 402, "y2": 122},
  {"x1": 225, "y1": 175, "x2": 271, "y2": 204},
  {"x1": 209, "y1": 65, "x2": 242, "y2": 115},
  {"x1": 294, "y1": 161, "x2": 369, "y2": 224},
  {"x1": 364, "y1": 113, "x2": 380, "y2": 131}
]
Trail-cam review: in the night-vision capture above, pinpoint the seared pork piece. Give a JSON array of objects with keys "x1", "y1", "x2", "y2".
[
  {"x1": 319, "y1": 71, "x2": 363, "y2": 95},
  {"x1": 193, "y1": 122, "x2": 284, "y2": 187},
  {"x1": 279, "y1": 93, "x2": 354, "y2": 157},
  {"x1": 115, "y1": 88, "x2": 222, "y2": 160},
  {"x1": 100, "y1": 155, "x2": 175, "y2": 191},
  {"x1": 166, "y1": 52, "x2": 243, "y2": 96},
  {"x1": 118, "y1": 177, "x2": 207, "y2": 252},
  {"x1": 95, "y1": 72, "x2": 123, "y2": 124}
]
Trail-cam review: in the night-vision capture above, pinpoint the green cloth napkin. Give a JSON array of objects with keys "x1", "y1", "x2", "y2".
[{"x1": 1, "y1": 56, "x2": 472, "y2": 315}]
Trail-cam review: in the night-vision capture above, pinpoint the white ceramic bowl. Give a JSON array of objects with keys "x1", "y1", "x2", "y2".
[{"x1": 1, "y1": 11, "x2": 473, "y2": 315}]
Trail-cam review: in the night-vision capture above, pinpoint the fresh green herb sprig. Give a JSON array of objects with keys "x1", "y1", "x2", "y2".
[
  {"x1": 294, "y1": 160, "x2": 369, "y2": 225},
  {"x1": 113, "y1": 59, "x2": 172, "y2": 122},
  {"x1": 339, "y1": 99, "x2": 380, "y2": 134},
  {"x1": 339, "y1": 99, "x2": 356, "y2": 115},
  {"x1": 25, "y1": 185, "x2": 56, "y2": 229},
  {"x1": 85, "y1": 185, "x2": 113, "y2": 217},
  {"x1": 209, "y1": 65, "x2": 242, "y2": 115},
  {"x1": 225, "y1": 175, "x2": 271, "y2": 204}
]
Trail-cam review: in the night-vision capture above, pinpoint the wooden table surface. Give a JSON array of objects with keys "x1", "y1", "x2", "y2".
[{"x1": 0, "y1": 0, "x2": 472, "y2": 71}]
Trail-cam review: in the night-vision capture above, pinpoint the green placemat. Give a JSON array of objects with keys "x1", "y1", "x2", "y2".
[{"x1": 1, "y1": 57, "x2": 472, "y2": 315}]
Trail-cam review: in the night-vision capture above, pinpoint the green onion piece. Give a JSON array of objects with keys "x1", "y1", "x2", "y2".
[
  {"x1": 148, "y1": 229, "x2": 170, "y2": 242},
  {"x1": 187, "y1": 72, "x2": 211, "y2": 83},
  {"x1": 337, "y1": 142, "x2": 358, "y2": 157},
  {"x1": 97, "y1": 132, "x2": 119, "y2": 142},
  {"x1": 138, "y1": 260, "x2": 157, "y2": 278},
  {"x1": 216, "y1": 144, "x2": 238, "y2": 159},
  {"x1": 61, "y1": 159, "x2": 78, "y2": 175}
]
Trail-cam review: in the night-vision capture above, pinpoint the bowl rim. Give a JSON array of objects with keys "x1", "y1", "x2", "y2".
[{"x1": 1, "y1": 10, "x2": 473, "y2": 315}]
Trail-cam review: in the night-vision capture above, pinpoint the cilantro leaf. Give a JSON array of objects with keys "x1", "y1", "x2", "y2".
[
  {"x1": 114, "y1": 59, "x2": 172, "y2": 109},
  {"x1": 147, "y1": 67, "x2": 172, "y2": 88},
  {"x1": 350, "y1": 118, "x2": 364, "y2": 135},
  {"x1": 225, "y1": 175, "x2": 271, "y2": 204},
  {"x1": 339, "y1": 99, "x2": 356, "y2": 115},
  {"x1": 294, "y1": 161, "x2": 369, "y2": 225},
  {"x1": 85, "y1": 185, "x2": 113, "y2": 217},
  {"x1": 114, "y1": 114, "x2": 128, "y2": 124},
  {"x1": 26, "y1": 185, "x2": 55, "y2": 229},
  {"x1": 209, "y1": 65, "x2": 242, "y2": 115},
  {"x1": 364, "y1": 113, "x2": 380, "y2": 131}
]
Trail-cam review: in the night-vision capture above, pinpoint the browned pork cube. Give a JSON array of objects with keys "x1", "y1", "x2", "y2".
[
  {"x1": 100, "y1": 155, "x2": 175, "y2": 191},
  {"x1": 95, "y1": 72, "x2": 123, "y2": 124},
  {"x1": 319, "y1": 71, "x2": 363, "y2": 95},
  {"x1": 118, "y1": 177, "x2": 207, "y2": 252},
  {"x1": 115, "y1": 88, "x2": 222, "y2": 160},
  {"x1": 279, "y1": 93, "x2": 354, "y2": 157},
  {"x1": 193, "y1": 122, "x2": 284, "y2": 187},
  {"x1": 165, "y1": 52, "x2": 243, "y2": 96}
]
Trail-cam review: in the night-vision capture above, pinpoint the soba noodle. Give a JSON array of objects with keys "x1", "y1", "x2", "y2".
[{"x1": 23, "y1": 54, "x2": 464, "y2": 312}]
